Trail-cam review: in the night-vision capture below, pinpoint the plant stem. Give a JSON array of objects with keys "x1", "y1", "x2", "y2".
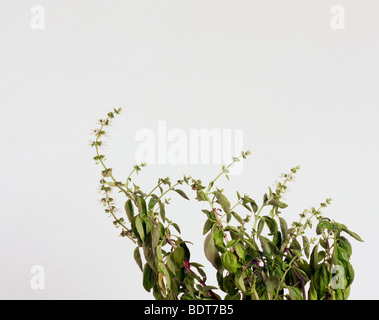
[
  {"x1": 157, "y1": 182, "x2": 181, "y2": 201},
  {"x1": 95, "y1": 121, "x2": 131, "y2": 198},
  {"x1": 274, "y1": 250, "x2": 302, "y2": 299},
  {"x1": 252, "y1": 204, "x2": 266, "y2": 240},
  {"x1": 205, "y1": 155, "x2": 243, "y2": 193},
  {"x1": 125, "y1": 168, "x2": 137, "y2": 192},
  {"x1": 229, "y1": 200, "x2": 242, "y2": 212},
  {"x1": 94, "y1": 117, "x2": 137, "y2": 242},
  {"x1": 145, "y1": 180, "x2": 163, "y2": 199}
]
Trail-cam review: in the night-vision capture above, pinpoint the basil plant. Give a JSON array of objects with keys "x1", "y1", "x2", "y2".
[{"x1": 90, "y1": 109, "x2": 363, "y2": 300}]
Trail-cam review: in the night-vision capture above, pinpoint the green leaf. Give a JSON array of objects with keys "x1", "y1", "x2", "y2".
[
  {"x1": 234, "y1": 273, "x2": 246, "y2": 293},
  {"x1": 343, "y1": 286, "x2": 351, "y2": 299},
  {"x1": 148, "y1": 195, "x2": 158, "y2": 211},
  {"x1": 257, "y1": 216, "x2": 278, "y2": 235},
  {"x1": 172, "y1": 247, "x2": 185, "y2": 267},
  {"x1": 143, "y1": 233, "x2": 157, "y2": 272},
  {"x1": 288, "y1": 287, "x2": 303, "y2": 300},
  {"x1": 242, "y1": 197, "x2": 258, "y2": 213},
  {"x1": 166, "y1": 255, "x2": 177, "y2": 275},
  {"x1": 151, "y1": 224, "x2": 162, "y2": 250},
  {"x1": 152, "y1": 283, "x2": 163, "y2": 300},
  {"x1": 180, "y1": 294, "x2": 197, "y2": 300},
  {"x1": 273, "y1": 231, "x2": 282, "y2": 249},
  {"x1": 155, "y1": 242, "x2": 163, "y2": 260},
  {"x1": 227, "y1": 239, "x2": 237, "y2": 248},
  {"x1": 145, "y1": 219, "x2": 154, "y2": 235},
  {"x1": 217, "y1": 271, "x2": 225, "y2": 292},
  {"x1": 159, "y1": 201, "x2": 166, "y2": 221},
  {"x1": 293, "y1": 265, "x2": 310, "y2": 283},
  {"x1": 263, "y1": 193, "x2": 269, "y2": 204},
  {"x1": 341, "y1": 226, "x2": 364, "y2": 242},
  {"x1": 135, "y1": 215, "x2": 145, "y2": 242},
  {"x1": 133, "y1": 247, "x2": 143, "y2": 272},
  {"x1": 345, "y1": 262, "x2": 355, "y2": 286},
  {"x1": 169, "y1": 279, "x2": 180, "y2": 297},
  {"x1": 171, "y1": 223, "x2": 181, "y2": 234},
  {"x1": 224, "y1": 225, "x2": 241, "y2": 241},
  {"x1": 200, "y1": 285, "x2": 219, "y2": 292},
  {"x1": 318, "y1": 251, "x2": 326, "y2": 262},
  {"x1": 190, "y1": 262, "x2": 204, "y2": 268},
  {"x1": 234, "y1": 243, "x2": 246, "y2": 260},
  {"x1": 335, "y1": 288, "x2": 344, "y2": 300},
  {"x1": 155, "y1": 245, "x2": 167, "y2": 276},
  {"x1": 310, "y1": 244, "x2": 319, "y2": 273},
  {"x1": 124, "y1": 200, "x2": 134, "y2": 223},
  {"x1": 316, "y1": 220, "x2": 334, "y2": 235},
  {"x1": 265, "y1": 276, "x2": 280, "y2": 295},
  {"x1": 225, "y1": 292, "x2": 241, "y2": 300},
  {"x1": 337, "y1": 236, "x2": 352, "y2": 258},
  {"x1": 279, "y1": 217, "x2": 288, "y2": 240},
  {"x1": 156, "y1": 248, "x2": 172, "y2": 291},
  {"x1": 191, "y1": 263, "x2": 206, "y2": 281},
  {"x1": 337, "y1": 246, "x2": 349, "y2": 263},
  {"x1": 249, "y1": 200, "x2": 258, "y2": 213},
  {"x1": 174, "y1": 189, "x2": 190, "y2": 200},
  {"x1": 231, "y1": 211, "x2": 244, "y2": 224},
  {"x1": 257, "y1": 219, "x2": 264, "y2": 235},
  {"x1": 314, "y1": 264, "x2": 329, "y2": 297},
  {"x1": 319, "y1": 238, "x2": 328, "y2": 249},
  {"x1": 242, "y1": 203, "x2": 252, "y2": 212},
  {"x1": 259, "y1": 236, "x2": 276, "y2": 255},
  {"x1": 222, "y1": 274, "x2": 236, "y2": 294},
  {"x1": 136, "y1": 196, "x2": 147, "y2": 219},
  {"x1": 302, "y1": 236, "x2": 310, "y2": 258},
  {"x1": 297, "y1": 259, "x2": 312, "y2": 278},
  {"x1": 244, "y1": 238, "x2": 259, "y2": 251},
  {"x1": 213, "y1": 191, "x2": 231, "y2": 213},
  {"x1": 308, "y1": 280, "x2": 318, "y2": 300},
  {"x1": 203, "y1": 219, "x2": 214, "y2": 235},
  {"x1": 179, "y1": 241, "x2": 191, "y2": 261},
  {"x1": 143, "y1": 263, "x2": 157, "y2": 292},
  {"x1": 267, "y1": 199, "x2": 288, "y2": 209},
  {"x1": 214, "y1": 228, "x2": 227, "y2": 253},
  {"x1": 196, "y1": 190, "x2": 208, "y2": 202},
  {"x1": 204, "y1": 226, "x2": 223, "y2": 271}
]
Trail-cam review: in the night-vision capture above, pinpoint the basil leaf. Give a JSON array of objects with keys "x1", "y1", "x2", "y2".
[
  {"x1": 172, "y1": 247, "x2": 185, "y2": 267},
  {"x1": 174, "y1": 189, "x2": 190, "y2": 200},
  {"x1": 124, "y1": 199, "x2": 134, "y2": 223},
  {"x1": 133, "y1": 247, "x2": 143, "y2": 272},
  {"x1": 213, "y1": 191, "x2": 231, "y2": 213},
  {"x1": 204, "y1": 226, "x2": 223, "y2": 271}
]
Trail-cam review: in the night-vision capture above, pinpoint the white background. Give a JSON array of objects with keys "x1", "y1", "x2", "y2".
[{"x1": 0, "y1": 0, "x2": 378, "y2": 299}]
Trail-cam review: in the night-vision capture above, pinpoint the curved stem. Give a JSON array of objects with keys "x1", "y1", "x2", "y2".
[
  {"x1": 125, "y1": 168, "x2": 137, "y2": 192},
  {"x1": 205, "y1": 155, "x2": 243, "y2": 194},
  {"x1": 274, "y1": 251, "x2": 301, "y2": 300},
  {"x1": 157, "y1": 182, "x2": 181, "y2": 201},
  {"x1": 252, "y1": 204, "x2": 266, "y2": 241},
  {"x1": 95, "y1": 122, "x2": 131, "y2": 198},
  {"x1": 94, "y1": 118, "x2": 136, "y2": 242},
  {"x1": 145, "y1": 180, "x2": 164, "y2": 199}
]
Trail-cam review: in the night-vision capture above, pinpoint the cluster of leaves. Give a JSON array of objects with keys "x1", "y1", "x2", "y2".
[{"x1": 90, "y1": 109, "x2": 363, "y2": 300}]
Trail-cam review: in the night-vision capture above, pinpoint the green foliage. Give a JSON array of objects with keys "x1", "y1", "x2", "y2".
[{"x1": 91, "y1": 109, "x2": 363, "y2": 300}]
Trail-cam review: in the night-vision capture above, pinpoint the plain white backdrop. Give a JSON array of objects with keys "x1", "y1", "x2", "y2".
[{"x1": 0, "y1": 0, "x2": 378, "y2": 299}]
